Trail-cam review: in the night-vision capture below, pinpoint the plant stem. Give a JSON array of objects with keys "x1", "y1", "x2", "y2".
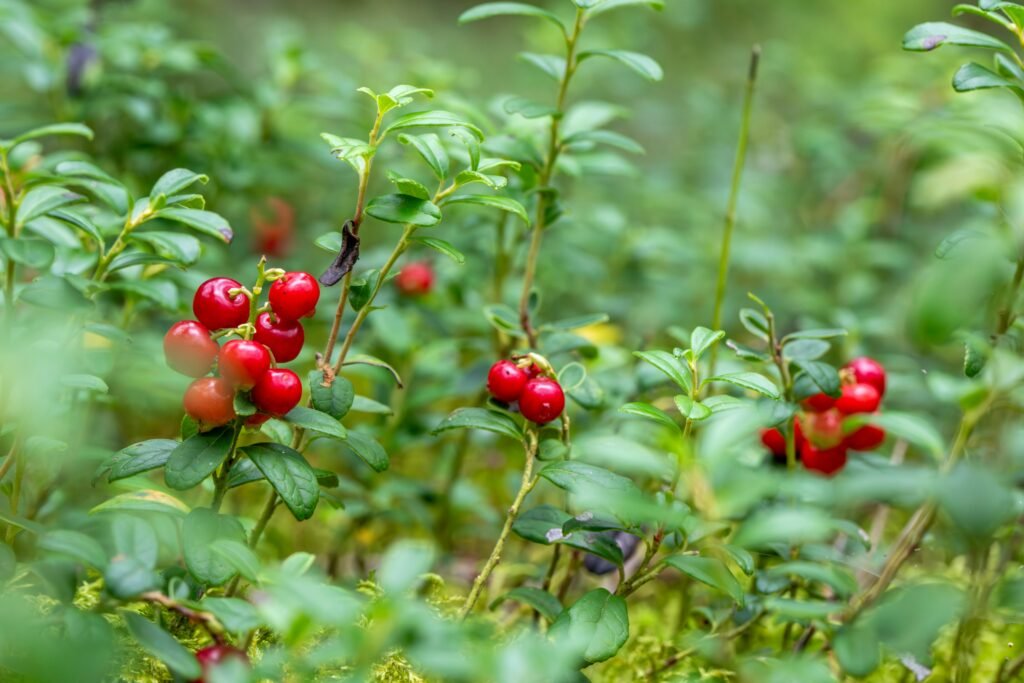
[
  {"x1": 458, "y1": 430, "x2": 540, "y2": 620},
  {"x1": 248, "y1": 490, "x2": 279, "y2": 548},
  {"x1": 517, "y1": 8, "x2": 585, "y2": 348},
  {"x1": 1, "y1": 150, "x2": 19, "y2": 310},
  {"x1": 708, "y1": 45, "x2": 761, "y2": 377},
  {"x1": 210, "y1": 424, "x2": 243, "y2": 513},
  {"x1": 4, "y1": 448, "x2": 24, "y2": 544}
]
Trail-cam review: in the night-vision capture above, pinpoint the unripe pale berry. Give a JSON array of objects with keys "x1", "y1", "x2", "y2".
[
  {"x1": 163, "y1": 320, "x2": 218, "y2": 377},
  {"x1": 183, "y1": 377, "x2": 236, "y2": 428}
]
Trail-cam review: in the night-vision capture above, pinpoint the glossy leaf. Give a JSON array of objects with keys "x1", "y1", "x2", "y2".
[
  {"x1": 245, "y1": 443, "x2": 320, "y2": 520},
  {"x1": 432, "y1": 407, "x2": 523, "y2": 441},
  {"x1": 664, "y1": 555, "x2": 744, "y2": 605},
  {"x1": 410, "y1": 235, "x2": 465, "y2": 264},
  {"x1": 443, "y1": 194, "x2": 529, "y2": 224},
  {"x1": 283, "y1": 406, "x2": 347, "y2": 440},
  {"x1": 578, "y1": 49, "x2": 663, "y2": 81},
  {"x1": 341, "y1": 431, "x2": 390, "y2": 472},
  {"x1": 164, "y1": 428, "x2": 235, "y2": 490},
  {"x1": 903, "y1": 21, "x2": 1013, "y2": 52},
  {"x1": 182, "y1": 507, "x2": 246, "y2": 586},
  {"x1": 491, "y1": 587, "x2": 563, "y2": 622},
  {"x1": 365, "y1": 193, "x2": 441, "y2": 226},
  {"x1": 549, "y1": 588, "x2": 629, "y2": 664},
  {"x1": 107, "y1": 439, "x2": 178, "y2": 482},
  {"x1": 309, "y1": 371, "x2": 355, "y2": 419},
  {"x1": 458, "y1": 2, "x2": 566, "y2": 34}
]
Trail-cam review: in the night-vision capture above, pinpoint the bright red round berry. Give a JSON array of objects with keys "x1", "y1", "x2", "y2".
[
  {"x1": 846, "y1": 423, "x2": 886, "y2": 451},
  {"x1": 519, "y1": 377, "x2": 565, "y2": 424},
  {"x1": 163, "y1": 321, "x2": 218, "y2": 377},
  {"x1": 760, "y1": 428, "x2": 786, "y2": 457},
  {"x1": 183, "y1": 377, "x2": 236, "y2": 428},
  {"x1": 802, "y1": 392, "x2": 836, "y2": 412},
  {"x1": 802, "y1": 443, "x2": 847, "y2": 476},
  {"x1": 802, "y1": 409, "x2": 844, "y2": 448},
  {"x1": 845, "y1": 357, "x2": 886, "y2": 397},
  {"x1": 218, "y1": 340, "x2": 272, "y2": 390},
  {"x1": 251, "y1": 368, "x2": 302, "y2": 417},
  {"x1": 194, "y1": 644, "x2": 248, "y2": 683},
  {"x1": 269, "y1": 272, "x2": 319, "y2": 321},
  {"x1": 396, "y1": 261, "x2": 434, "y2": 296},
  {"x1": 253, "y1": 312, "x2": 304, "y2": 363},
  {"x1": 835, "y1": 383, "x2": 881, "y2": 415},
  {"x1": 487, "y1": 360, "x2": 529, "y2": 402},
  {"x1": 193, "y1": 277, "x2": 249, "y2": 331}
]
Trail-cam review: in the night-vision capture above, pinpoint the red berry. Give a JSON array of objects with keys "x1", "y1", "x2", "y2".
[
  {"x1": 218, "y1": 340, "x2": 272, "y2": 390},
  {"x1": 846, "y1": 423, "x2": 886, "y2": 451},
  {"x1": 253, "y1": 312, "x2": 304, "y2": 363},
  {"x1": 183, "y1": 377, "x2": 236, "y2": 428},
  {"x1": 269, "y1": 272, "x2": 319, "y2": 321},
  {"x1": 193, "y1": 278, "x2": 249, "y2": 331},
  {"x1": 194, "y1": 645, "x2": 248, "y2": 682},
  {"x1": 802, "y1": 443, "x2": 847, "y2": 476},
  {"x1": 802, "y1": 392, "x2": 836, "y2": 412},
  {"x1": 845, "y1": 357, "x2": 886, "y2": 397},
  {"x1": 245, "y1": 413, "x2": 271, "y2": 428},
  {"x1": 163, "y1": 321, "x2": 218, "y2": 377},
  {"x1": 519, "y1": 377, "x2": 565, "y2": 424},
  {"x1": 487, "y1": 360, "x2": 529, "y2": 402},
  {"x1": 396, "y1": 261, "x2": 434, "y2": 296},
  {"x1": 760, "y1": 428, "x2": 786, "y2": 457},
  {"x1": 835, "y1": 383, "x2": 881, "y2": 415},
  {"x1": 802, "y1": 409, "x2": 844, "y2": 448},
  {"x1": 251, "y1": 368, "x2": 302, "y2": 417}
]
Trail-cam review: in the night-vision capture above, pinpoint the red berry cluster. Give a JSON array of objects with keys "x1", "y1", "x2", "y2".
[
  {"x1": 163, "y1": 271, "x2": 320, "y2": 429},
  {"x1": 486, "y1": 359, "x2": 566, "y2": 425},
  {"x1": 761, "y1": 357, "x2": 888, "y2": 476}
]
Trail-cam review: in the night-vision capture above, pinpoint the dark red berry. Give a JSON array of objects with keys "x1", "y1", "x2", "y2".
[
  {"x1": 519, "y1": 377, "x2": 565, "y2": 424},
  {"x1": 253, "y1": 312, "x2": 304, "y2": 363},
  {"x1": 760, "y1": 428, "x2": 786, "y2": 457},
  {"x1": 218, "y1": 340, "x2": 272, "y2": 390},
  {"x1": 183, "y1": 377, "x2": 236, "y2": 428},
  {"x1": 845, "y1": 357, "x2": 886, "y2": 397},
  {"x1": 251, "y1": 368, "x2": 302, "y2": 417},
  {"x1": 194, "y1": 645, "x2": 248, "y2": 683},
  {"x1": 835, "y1": 383, "x2": 881, "y2": 415},
  {"x1": 845, "y1": 422, "x2": 886, "y2": 451},
  {"x1": 269, "y1": 272, "x2": 319, "y2": 321},
  {"x1": 396, "y1": 261, "x2": 434, "y2": 296},
  {"x1": 802, "y1": 443, "x2": 847, "y2": 476},
  {"x1": 163, "y1": 321, "x2": 218, "y2": 377},
  {"x1": 802, "y1": 409, "x2": 844, "y2": 448},
  {"x1": 802, "y1": 392, "x2": 836, "y2": 412},
  {"x1": 487, "y1": 360, "x2": 528, "y2": 402},
  {"x1": 193, "y1": 278, "x2": 249, "y2": 331},
  {"x1": 245, "y1": 413, "x2": 271, "y2": 428}
]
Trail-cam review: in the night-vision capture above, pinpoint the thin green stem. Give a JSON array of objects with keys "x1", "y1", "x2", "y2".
[
  {"x1": 518, "y1": 8, "x2": 585, "y2": 348},
  {"x1": 458, "y1": 430, "x2": 540, "y2": 620},
  {"x1": 4, "y1": 448, "x2": 24, "y2": 544},
  {"x1": 210, "y1": 424, "x2": 243, "y2": 513},
  {"x1": 708, "y1": 46, "x2": 761, "y2": 377},
  {"x1": 248, "y1": 490, "x2": 279, "y2": 548},
  {"x1": 2, "y1": 150, "x2": 19, "y2": 309}
]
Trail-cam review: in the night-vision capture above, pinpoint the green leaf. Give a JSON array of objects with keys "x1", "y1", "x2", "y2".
[
  {"x1": 762, "y1": 597, "x2": 841, "y2": 621},
  {"x1": 201, "y1": 597, "x2": 262, "y2": 636},
  {"x1": 782, "y1": 339, "x2": 830, "y2": 361},
  {"x1": 733, "y1": 507, "x2": 835, "y2": 549},
  {"x1": 0, "y1": 237, "x2": 54, "y2": 269},
  {"x1": 953, "y1": 61, "x2": 1024, "y2": 94},
  {"x1": 540, "y1": 461, "x2": 640, "y2": 496},
  {"x1": 314, "y1": 231, "x2": 342, "y2": 253},
  {"x1": 850, "y1": 412, "x2": 944, "y2": 459},
  {"x1": 690, "y1": 327, "x2": 725, "y2": 360},
  {"x1": 104, "y1": 556, "x2": 160, "y2": 598},
  {"x1": 504, "y1": 96, "x2": 560, "y2": 119},
  {"x1": 398, "y1": 133, "x2": 449, "y2": 180},
  {"x1": 634, "y1": 350, "x2": 691, "y2": 392},
  {"x1": 563, "y1": 129, "x2": 645, "y2": 155},
  {"x1": 702, "y1": 394, "x2": 746, "y2": 414},
  {"x1": 129, "y1": 231, "x2": 201, "y2": 265},
  {"x1": 378, "y1": 540, "x2": 436, "y2": 593},
  {"x1": 766, "y1": 561, "x2": 858, "y2": 598},
  {"x1": 341, "y1": 431, "x2": 389, "y2": 472},
  {"x1": 513, "y1": 506, "x2": 624, "y2": 564},
  {"x1": 578, "y1": 49, "x2": 663, "y2": 81},
  {"x1": 387, "y1": 170, "x2": 431, "y2": 199},
  {"x1": 308, "y1": 371, "x2": 354, "y2": 419},
  {"x1": 721, "y1": 545, "x2": 755, "y2": 575},
  {"x1": 365, "y1": 193, "x2": 442, "y2": 227},
  {"x1": 9, "y1": 122, "x2": 93, "y2": 148},
  {"x1": 458, "y1": 2, "x2": 566, "y2": 34},
  {"x1": 350, "y1": 395, "x2": 394, "y2": 415},
  {"x1": 38, "y1": 530, "x2": 107, "y2": 568},
  {"x1": 903, "y1": 21, "x2": 1013, "y2": 52},
  {"x1": 587, "y1": 0, "x2": 664, "y2": 15},
  {"x1": 432, "y1": 407, "x2": 523, "y2": 441},
  {"x1": 18, "y1": 274, "x2": 91, "y2": 311},
  {"x1": 549, "y1": 588, "x2": 629, "y2": 664},
  {"x1": 664, "y1": 555, "x2": 744, "y2": 605},
  {"x1": 443, "y1": 194, "x2": 530, "y2": 224},
  {"x1": 182, "y1": 508, "x2": 246, "y2": 586},
  {"x1": 61, "y1": 374, "x2": 108, "y2": 393},
  {"x1": 150, "y1": 168, "x2": 208, "y2": 200},
  {"x1": 483, "y1": 304, "x2": 523, "y2": 333},
  {"x1": 164, "y1": 428, "x2": 235, "y2": 490},
  {"x1": 454, "y1": 169, "x2": 508, "y2": 190},
  {"x1": 673, "y1": 395, "x2": 712, "y2": 421},
  {"x1": 15, "y1": 186, "x2": 85, "y2": 228},
  {"x1": 541, "y1": 312, "x2": 610, "y2": 331},
  {"x1": 156, "y1": 208, "x2": 233, "y2": 243},
  {"x1": 111, "y1": 515, "x2": 158, "y2": 569},
  {"x1": 90, "y1": 490, "x2": 190, "y2": 516},
  {"x1": 107, "y1": 439, "x2": 178, "y2": 482},
  {"x1": 707, "y1": 372, "x2": 780, "y2": 399},
  {"x1": 244, "y1": 443, "x2": 320, "y2": 521},
  {"x1": 122, "y1": 612, "x2": 202, "y2": 679},
  {"x1": 738, "y1": 308, "x2": 770, "y2": 341},
  {"x1": 209, "y1": 539, "x2": 261, "y2": 582},
  {"x1": 381, "y1": 110, "x2": 483, "y2": 141},
  {"x1": 492, "y1": 587, "x2": 563, "y2": 622},
  {"x1": 49, "y1": 209, "x2": 102, "y2": 244},
  {"x1": 620, "y1": 402, "x2": 679, "y2": 431},
  {"x1": 283, "y1": 406, "x2": 347, "y2": 440},
  {"x1": 410, "y1": 236, "x2": 465, "y2": 264},
  {"x1": 519, "y1": 52, "x2": 566, "y2": 80},
  {"x1": 792, "y1": 360, "x2": 840, "y2": 397}
]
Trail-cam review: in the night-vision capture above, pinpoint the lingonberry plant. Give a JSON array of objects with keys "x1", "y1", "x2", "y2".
[{"x1": 6, "y1": 0, "x2": 1024, "y2": 681}]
